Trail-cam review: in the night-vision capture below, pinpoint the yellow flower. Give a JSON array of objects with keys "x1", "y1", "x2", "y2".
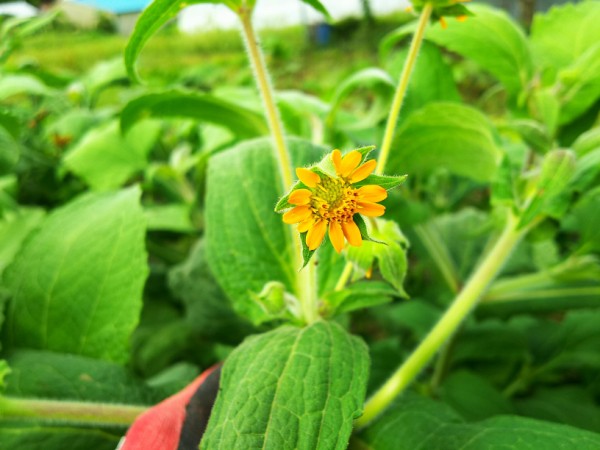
[{"x1": 282, "y1": 150, "x2": 387, "y2": 253}]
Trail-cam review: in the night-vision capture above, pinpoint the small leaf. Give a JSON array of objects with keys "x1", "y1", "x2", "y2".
[
  {"x1": 201, "y1": 321, "x2": 369, "y2": 450},
  {"x1": 323, "y1": 281, "x2": 397, "y2": 317},
  {"x1": 299, "y1": 0, "x2": 330, "y2": 18},
  {"x1": 125, "y1": 0, "x2": 231, "y2": 83},
  {"x1": 518, "y1": 149, "x2": 576, "y2": 229}
]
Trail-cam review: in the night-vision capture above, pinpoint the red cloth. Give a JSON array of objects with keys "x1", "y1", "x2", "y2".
[{"x1": 119, "y1": 365, "x2": 219, "y2": 450}]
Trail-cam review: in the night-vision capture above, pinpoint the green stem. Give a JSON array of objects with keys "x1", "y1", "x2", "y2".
[
  {"x1": 413, "y1": 223, "x2": 460, "y2": 294},
  {"x1": 0, "y1": 397, "x2": 146, "y2": 427},
  {"x1": 375, "y1": 3, "x2": 433, "y2": 175},
  {"x1": 356, "y1": 212, "x2": 527, "y2": 427},
  {"x1": 335, "y1": 262, "x2": 354, "y2": 291},
  {"x1": 238, "y1": 8, "x2": 293, "y2": 191},
  {"x1": 238, "y1": 7, "x2": 317, "y2": 323}
]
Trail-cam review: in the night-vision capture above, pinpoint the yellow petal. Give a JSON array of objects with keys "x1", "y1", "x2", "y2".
[
  {"x1": 439, "y1": 17, "x2": 448, "y2": 29},
  {"x1": 296, "y1": 168, "x2": 320, "y2": 188},
  {"x1": 306, "y1": 219, "x2": 327, "y2": 250},
  {"x1": 329, "y1": 221, "x2": 345, "y2": 253},
  {"x1": 340, "y1": 151, "x2": 362, "y2": 177},
  {"x1": 456, "y1": 15, "x2": 468, "y2": 22},
  {"x1": 289, "y1": 189, "x2": 312, "y2": 205},
  {"x1": 357, "y1": 185, "x2": 387, "y2": 202},
  {"x1": 342, "y1": 220, "x2": 362, "y2": 247},
  {"x1": 298, "y1": 217, "x2": 314, "y2": 233},
  {"x1": 331, "y1": 149, "x2": 343, "y2": 175},
  {"x1": 349, "y1": 159, "x2": 377, "y2": 183},
  {"x1": 283, "y1": 205, "x2": 312, "y2": 224},
  {"x1": 358, "y1": 201, "x2": 385, "y2": 217}
]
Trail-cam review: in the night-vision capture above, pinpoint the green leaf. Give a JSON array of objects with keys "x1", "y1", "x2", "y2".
[
  {"x1": 4, "y1": 187, "x2": 147, "y2": 363},
  {"x1": 518, "y1": 149, "x2": 576, "y2": 229},
  {"x1": 0, "y1": 123, "x2": 20, "y2": 176},
  {"x1": 327, "y1": 68, "x2": 395, "y2": 131},
  {"x1": 0, "y1": 425, "x2": 120, "y2": 450},
  {"x1": 323, "y1": 281, "x2": 398, "y2": 317},
  {"x1": 346, "y1": 219, "x2": 409, "y2": 297},
  {"x1": 125, "y1": 0, "x2": 233, "y2": 83},
  {"x1": 440, "y1": 370, "x2": 514, "y2": 421},
  {"x1": 384, "y1": 41, "x2": 460, "y2": 117},
  {"x1": 0, "y1": 208, "x2": 45, "y2": 278},
  {"x1": 355, "y1": 393, "x2": 600, "y2": 450},
  {"x1": 120, "y1": 90, "x2": 268, "y2": 138},
  {"x1": 426, "y1": 4, "x2": 533, "y2": 98},
  {"x1": 0, "y1": 74, "x2": 51, "y2": 100},
  {"x1": 299, "y1": 0, "x2": 330, "y2": 18},
  {"x1": 570, "y1": 147, "x2": 600, "y2": 192},
  {"x1": 515, "y1": 386, "x2": 600, "y2": 433},
  {"x1": 530, "y1": 2, "x2": 600, "y2": 70},
  {"x1": 572, "y1": 127, "x2": 600, "y2": 157},
  {"x1": 168, "y1": 239, "x2": 254, "y2": 341},
  {"x1": 557, "y1": 43, "x2": 600, "y2": 124},
  {"x1": 4, "y1": 350, "x2": 158, "y2": 404},
  {"x1": 63, "y1": 119, "x2": 161, "y2": 190},
  {"x1": 201, "y1": 321, "x2": 369, "y2": 450},
  {"x1": 144, "y1": 204, "x2": 194, "y2": 232},
  {"x1": 562, "y1": 186, "x2": 600, "y2": 253},
  {"x1": 388, "y1": 102, "x2": 502, "y2": 182}
]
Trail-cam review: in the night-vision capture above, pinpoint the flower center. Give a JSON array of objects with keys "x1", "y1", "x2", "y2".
[{"x1": 311, "y1": 175, "x2": 358, "y2": 222}]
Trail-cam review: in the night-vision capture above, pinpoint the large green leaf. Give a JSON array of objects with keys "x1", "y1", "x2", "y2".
[
  {"x1": 0, "y1": 123, "x2": 20, "y2": 175},
  {"x1": 354, "y1": 393, "x2": 600, "y2": 450},
  {"x1": 530, "y1": 2, "x2": 600, "y2": 70},
  {"x1": 425, "y1": 4, "x2": 533, "y2": 98},
  {"x1": 125, "y1": 0, "x2": 233, "y2": 82},
  {"x1": 204, "y1": 138, "x2": 324, "y2": 320},
  {"x1": 120, "y1": 90, "x2": 268, "y2": 138},
  {"x1": 4, "y1": 187, "x2": 147, "y2": 363},
  {"x1": 387, "y1": 102, "x2": 502, "y2": 182},
  {"x1": 201, "y1": 321, "x2": 369, "y2": 449}
]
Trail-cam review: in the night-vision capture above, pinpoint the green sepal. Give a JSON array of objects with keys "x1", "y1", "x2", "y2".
[
  {"x1": 275, "y1": 180, "x2": 306, "y2": 212},
  {"x1": 354, "y1": 173, "x2": 408, "y2": 190},
  {"x1": 354, "y1": 214, "x2": 384, "y2": 244},
  {"x1": 300, "y1": 231, "x2": 316, "y2": 268}
]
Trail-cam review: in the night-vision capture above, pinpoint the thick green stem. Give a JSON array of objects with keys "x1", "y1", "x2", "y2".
[
  {"x1": 0, "y1": 397, "x2": 146, "y2": 427},
  {"x1": 375, "y1": 3, "x2": 433, "y2": 175},
  {"x1": 356, "y1": 212, "x2": 526, "y2": 427},
  {"x1": 238, "y1": 8, "x2": 317, "y2": 323}
]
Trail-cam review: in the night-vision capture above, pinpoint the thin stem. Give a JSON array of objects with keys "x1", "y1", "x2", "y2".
[
  {"x1": 375, "y1": 3, "x2": 433, "y2": 175},
  {"x1": 335, "y1": 262, "x2": 354, "y2": 291},
  {"x1": 238, "y1": 8, "x2": 317, "y2": 323},
  {"x1": 413, "y1": 223, "x2": 460, "y2": 294},
  {"x1": 238, "y1": 8, "x2": 293, "y2": 190},
  {"x1": 356, "y1": 212, "x2": 526, "y2": 427},
  {"x1": 0, "y1": 397, "x2": 146, "y2": 427}
]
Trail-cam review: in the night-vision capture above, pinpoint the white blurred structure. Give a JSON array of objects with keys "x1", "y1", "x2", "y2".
[
  {"x1": 178, "y1": 0, "x2": 410, "y2": 33},
  {"x1": 0, "y1": 1, "x2": 38, "y2": 18}
]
